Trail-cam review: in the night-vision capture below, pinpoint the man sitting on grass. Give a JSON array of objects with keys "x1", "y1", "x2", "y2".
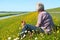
[{"x1": 19, "y1": 3, "x2": 54, "y2": 39}]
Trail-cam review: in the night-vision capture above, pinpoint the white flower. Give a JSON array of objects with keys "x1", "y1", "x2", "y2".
[
  {"x1": 28, "y1": 31, "x2": 30, "y2": 33},
  {"x1": 32, "y1": 30, "x2": 35, "y2": 33},
  {"x1": 23, "y1": 34, "x2": 26, "y2": 38},
  {"x1": 13, "y1": 37, "x2": 19, "y2": 40},
  {"x1": 14, "y1": 39, "x2": 17, "y2": 40},
  {"x1": 25, "y1": 30, "x2": 27, "y2": 33},
  {"x1": 8, "y1": 37, "x2": 11, "y2": 40},
  {"x1": 21, "y1": 34, "x2": 26, "y2": 40},
  {"x1": 35, "y1": 37, "x2": 37, "y2": 40},
  {"x1": 20, "y1": 32, "x2": 24, "y2": 34}
]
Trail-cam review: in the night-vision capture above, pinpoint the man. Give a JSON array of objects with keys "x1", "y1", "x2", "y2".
[
  {"x1": 35, "y1": 3, "x2": 54, "y2": 33},
  {"x1": 19, "y1": 3, "x2": 54, "y2": 39}
]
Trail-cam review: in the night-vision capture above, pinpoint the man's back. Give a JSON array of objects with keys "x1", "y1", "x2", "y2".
[{"x1": 38, "y1": 11, "x2": 54, "y2": 33}]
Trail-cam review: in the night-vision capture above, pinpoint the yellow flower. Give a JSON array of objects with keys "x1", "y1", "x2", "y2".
[
  {"x1": 35, "y1": 37, "x2": 38, "y2": 40},
  {"x1": 57, "y1": 30, "x2": 59, "y2": 33},
  {"x1": 40, "y1": 33, "x2": 43, "y2": 37}
]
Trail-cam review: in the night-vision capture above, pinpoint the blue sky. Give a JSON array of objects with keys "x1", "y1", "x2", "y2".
[{"x1": 0, "y1": 0, "x2": 60, "y2": 11}]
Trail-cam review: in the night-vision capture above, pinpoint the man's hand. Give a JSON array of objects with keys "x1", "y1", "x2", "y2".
[
  {"x1": 35, "y1": 22, "x2": 41, "y2": 27},
  {"x1": 35, "y1": 24, "x2": 39, "y2": 27}
]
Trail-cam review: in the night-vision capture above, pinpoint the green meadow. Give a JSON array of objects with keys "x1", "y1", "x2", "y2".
[{"x1": 0, "y1": 8, "x2": 60, "y2": 40}]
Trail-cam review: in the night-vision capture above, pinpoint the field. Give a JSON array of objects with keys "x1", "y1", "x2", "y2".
[
  {"x1": 0, "y1": 12, "x2": 27, "y2": 17},
  {"x1": 0, "y1": 8, "x2": 60, "y2": 40}
]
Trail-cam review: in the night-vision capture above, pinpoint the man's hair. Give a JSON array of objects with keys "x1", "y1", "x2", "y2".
[{"x1": 37, "y1": 3, "x2": 44, "y2": 11}]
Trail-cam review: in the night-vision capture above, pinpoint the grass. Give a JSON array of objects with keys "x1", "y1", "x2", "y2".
[{"x1": 0, "y1": 8, "x2": 60, "y2": 40}]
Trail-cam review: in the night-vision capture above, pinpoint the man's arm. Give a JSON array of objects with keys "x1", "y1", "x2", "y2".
[{"x1": 35, "y1": 13, "x2": 43, "y2": 27}]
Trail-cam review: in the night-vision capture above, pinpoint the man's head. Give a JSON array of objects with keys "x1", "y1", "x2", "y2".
[{"x1": 36, "y1": 3, "x2": 44, "y2": 12}]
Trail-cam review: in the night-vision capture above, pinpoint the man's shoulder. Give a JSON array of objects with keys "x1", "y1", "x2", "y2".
[
  {"x1": 39, "y1": 11, "x2": 47, "y2": 15},
  {"x1": 41, "y1": 11, "x2": 47, "y2": 14}
]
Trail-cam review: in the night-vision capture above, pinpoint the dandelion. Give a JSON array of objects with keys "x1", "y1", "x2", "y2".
[
  {"x1": 13, "y1": 37, "x2": 19, "y2": 40},
  {"x1": 25, "y1": 30, "x2": 27, "y2": 33},
  {"x1": 21, "y1": 34, "x2": 26, "y2": 40},
  {"x1": 32, "y1": 30, "x2": 35, "y2": 33},
  {"x1": 13, "y1": 38, "x2": 17, "y2": 40},
  {"x1": 20, "y1": 32, "x2": 24, "y2": 35},
  {"x1": 28, "y1": 31, "x2": 31, "y2": 34},
  {"x1": 53, "y1": 31, "x2": 55, "y2": 34},
  {"x1": 54, "y1": 37, "x2": 56, "y2": 39},
  {"x1": 57, "y1": 30, "x2": 59, "y2": 33},
  {"x1": 40, "y1": 33, "x2": 43, "y2": 37},
  {"x1": 56, "y1": 37, "x2": 59, "y2": 40},
  {"x1": 17, "y1": 33, "x2": 19, "y2": 36},
  {"x1": 8, "y1": 37, "x2": 11, "y2": 40},
  {"x1": 35, "y1": 37, "x2": 38, "y2": 40},
  {"x1": 58, "y1": 24, "x2": 60, "y2": 26},
  {"x1": 19, "y1": 27, "x2": 21, "y2": 30}
]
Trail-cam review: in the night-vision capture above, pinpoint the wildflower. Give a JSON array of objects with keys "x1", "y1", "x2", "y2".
[
  {"x1": 40, "y1": 33, "x2": 43, "y2": 37},
  {"x1": 25, "y1": 30, "x2": 27, "y2": 33},
  {"x1": 8, "y1": 37, "x2": 11, "y2": 40},
  {"x1": 20, "y1": 32, "x2": 24, "y2": 35},
  {"x1": 19, "y1": 27, "x2": 21, "y2": 30},
  {"x1": 13, "y1": 37, "x2": 19, "y2": 40},
  {"x1": 57, "y1": 30, "x2": 59, "y2": 33},
  {"x1": 58, "y1": 24, "x2": 60, "y2": 26},
  {"x1": 35, "y1": 37, "x2": 38, "y2": 40},
  {"x1": 53, "y1": 31, "x2": 55, "y2": 34},
  {"x1": 32, "y1": 30, "x2": 35, "y2": 33},
  {"x1": 17, "y1": 33, "x2": 19, "y2": 36},
  {"x1": 21, "y1": 34, "x2": 26, "y2": 40},
  {"x1": 28, "y1": 31, "x2": 31, "y2": 34}
]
